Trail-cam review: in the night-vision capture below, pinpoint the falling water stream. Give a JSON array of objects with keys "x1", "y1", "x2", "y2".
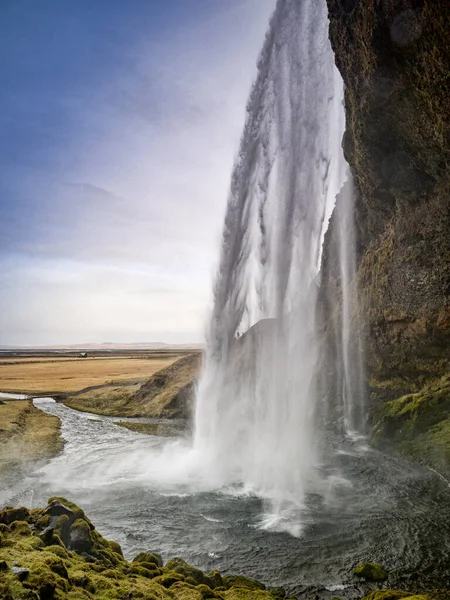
[{"x1": 193, "y1": 0, "x2": 361, "y2": 520}]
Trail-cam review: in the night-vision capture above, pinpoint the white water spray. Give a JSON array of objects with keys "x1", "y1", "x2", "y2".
[{"x1": 193, "y1": 0, "x2": 352, "y2": 522}]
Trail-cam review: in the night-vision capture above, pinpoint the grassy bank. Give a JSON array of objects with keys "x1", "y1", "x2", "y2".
[
  {"x1": 115, "y1": 421, "x2": 187, "y2": 437},
  {"x1": 63, "y1": 354, "x2": 201, "y2": 419},
  {"x1": 0, "y1": 400, "x2": 63, "y2": 476},
  {"x1": 63, "y1": 385, "x2": 141, "y2": 417}
]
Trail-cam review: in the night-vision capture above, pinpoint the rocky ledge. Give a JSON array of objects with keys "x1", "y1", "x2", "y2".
[{"x1": 0, "y1": 499, "x2": 447, "y2": 600}]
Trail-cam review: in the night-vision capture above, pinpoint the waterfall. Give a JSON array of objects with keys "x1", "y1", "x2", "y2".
[
  {"x1": 335, "y1": 176, "x2": 367, "y2": 437},
  {"x1": 193, "y1": 0, "x2": 350, "y2": 526}
]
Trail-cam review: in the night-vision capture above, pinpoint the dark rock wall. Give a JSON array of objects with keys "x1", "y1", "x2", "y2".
[{"x1": 321, "y1": 0, "x2": 450, "y2": 460}]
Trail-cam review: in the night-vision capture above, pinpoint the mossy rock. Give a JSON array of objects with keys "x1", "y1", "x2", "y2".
[
  {"x1": 55, "y1": 514, "x2": 71, "y2": 546},
  {"x1": 133, "y1": 551, "x2": 163, "y2": 566},
  {"x1": 268, "y1": 587, "x2": 286, "y2": 599},
  {"x1": 223, "y1": 575, "x2": 266, "y2": 590},
  {"x1": 354, "y1": 562, "x2": 388, "y2": 581},
  {"x1": 165, "y1": 557, "x2": 209, "y2": 586},
  {"x1": 197, "y1": 583, "x2": 218, "y2": 598},
  {"x1": 159, "y1": 572, "x2": 186, "y2": 587},
  {"x1": 9, "y1": 521, "x2": 32, "y2": 536},
  {"x1": 129, "y1": 564, "x2": 162, "y2": 579},
  {"x1": 362, "y1": 593, "x2": 429, "y2": 600},
  {"x1": 36, "y1": 514, "x2": 51, "y2": 529},
  {"x1": 47, "y1": 497, "x2": 88, "y2": 523},
  {"x1": 0, "y1": 506, "x2": 31, "y2": 525},
  {"x1": 170, "y1": 582, "x2": 204, "y2": 600},
  {"x1": 69, "y1": 519, "x2": 94, "y2": 553},
  {"x1": 208, "y1": 570, "x2": 224, "y2": 589},
  {"x1": 108, "y1": 539, "x2": 123, "y2": 557},
  {"x1": 45, "y1": 545, "x2": 70, "y2": 559}
]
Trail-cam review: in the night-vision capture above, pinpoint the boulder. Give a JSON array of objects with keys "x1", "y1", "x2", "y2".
[
  {"x1": 354, "y1": 562, "x2": 388, "y2": 581},
  {"x1": 132, "y1": 551, "x2": 163, "y2": 567},
  {"x1": 69, "y1": 518, "x2": 93, "y2": 553}
]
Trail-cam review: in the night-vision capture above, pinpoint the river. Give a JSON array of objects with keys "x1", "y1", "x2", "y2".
[{"x1": 1, "y1": 398, "x2": 449, "y2": 598}]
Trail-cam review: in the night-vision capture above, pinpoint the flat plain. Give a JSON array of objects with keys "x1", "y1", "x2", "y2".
[{"x1": 0, "y1": 352, "x2": 188, "y2": 394}]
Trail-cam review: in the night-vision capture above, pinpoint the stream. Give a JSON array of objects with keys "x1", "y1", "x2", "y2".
[{"x1": 1, "y1": 398, "x2": 449, "y2": 597}]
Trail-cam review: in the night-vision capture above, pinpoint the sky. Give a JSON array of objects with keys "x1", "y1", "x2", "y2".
[{"x1": 0, "y1": 0, "x2": 276, "y2": 346}]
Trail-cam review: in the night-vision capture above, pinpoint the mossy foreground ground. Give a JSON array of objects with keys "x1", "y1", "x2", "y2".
[{"x1": 0, "y1": 499, "x2": 448, "y2": 600}]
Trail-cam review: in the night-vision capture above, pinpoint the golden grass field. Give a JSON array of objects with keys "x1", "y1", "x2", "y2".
[{"x1": 0, "y1": 353, "x2": 185, "y2": 394}]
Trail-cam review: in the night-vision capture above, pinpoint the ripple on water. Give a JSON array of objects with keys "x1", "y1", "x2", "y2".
[{"x1": 0, "y1": 399, "x2": 449, "y2": 597}]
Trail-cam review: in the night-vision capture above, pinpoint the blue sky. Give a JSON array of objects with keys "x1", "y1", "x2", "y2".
[{"x1": 0, "y1": 0, "x2": 275, "y2": 345}]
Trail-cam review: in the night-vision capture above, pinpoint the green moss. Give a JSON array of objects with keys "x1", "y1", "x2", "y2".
[
  {"x1": 159, "y1": 572, "x2": 186, "y2": 587},
  {"x1": 196, "y1": 583, "x2": 217, "y2": 598},
  {"x1": 362, "y1": 593, "x2": 431, "y2": 600},
  {"x1": 221, "y1": 589, "x2": 275, "y2": 600},
  {"x1": 128, "y1": 564, "x2": 161, "y2": 579},
  {"x1": 0, "y1": 506, "x2": 31, "y2": 525},
  {"x1": 207, "y1": 571, "x2": 224, "y2": 589},
  {"x1": 354, "y1": 562, "x2": 388, "y2": 581},
  {"x1": 223, "y1": 575, "x2": 266, "y2": 591},
  {"x1": 9, "y1": 521, "x2": 32, "y2": 536},
  {"x1": 165, "y1": 558, "x2": 208, "y2": 586},
  {"x1": 169, "y1": 582, "x2": 204, "y2": 600},
  {"x1": 108, "y1": 540, "x2": 123, "y2": 557},
  {"x1": 36, "y1": 514, "x2": 51, "y2": 529},
  {"x1": 372, "y1": 376, "x2": 450, "y2": 475},
  {"x1": 133, "y1": 551, "x2": 163, "y2": 566}
]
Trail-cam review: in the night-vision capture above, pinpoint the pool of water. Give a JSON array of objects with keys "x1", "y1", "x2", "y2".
[{"x1": 1, "y1": 398, "x2": 449, "y2": 598}]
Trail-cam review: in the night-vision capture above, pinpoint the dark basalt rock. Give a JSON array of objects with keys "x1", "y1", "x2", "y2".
[
  {"x1": 322, "y1": 0, "x2": 450, "y2": 470},
  {"x1": 44, "y1": 500, "x2": 75, "y2": 523},
  {"x1": 69, "y1": 518, "x2": 94, "y2": 553},
  {"x1": 11, "y1": 566, "x2": 31, "y2": 581}
]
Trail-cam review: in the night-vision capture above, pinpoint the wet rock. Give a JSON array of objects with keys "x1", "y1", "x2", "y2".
[
  {"x1": 39, "y1": 526, "x2": 56, "y2": 546},
  {"x1": 54, "y1": 514, "x2": 71, "y2": 546},
  {"x1": 207, "y1": 570, "x2": 224, "y2": 589},
  {"x1": 39, "y1": 582, "x2": 56, "y2": 600},
  {"x1": 12, "y1": 566, "x2": 31, "y2": 581},
  {"x1": 44, "y1": 500, "x2": 75, "y2": 523},
  {"x1": 69, "y1": 518, "x2": 93, "y2": 553},
  {"x1": 354, "y1": 562, "x2": 388, "y2": 581}
]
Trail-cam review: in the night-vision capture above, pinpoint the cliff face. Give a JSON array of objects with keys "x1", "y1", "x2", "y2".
[{"x1": 323, "y1": 0, "x2": 450, "y2": 469}]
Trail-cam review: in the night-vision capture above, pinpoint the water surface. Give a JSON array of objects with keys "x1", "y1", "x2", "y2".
[{"x1": 1, "y1": 399, "x2": 449, "y2": 598}]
